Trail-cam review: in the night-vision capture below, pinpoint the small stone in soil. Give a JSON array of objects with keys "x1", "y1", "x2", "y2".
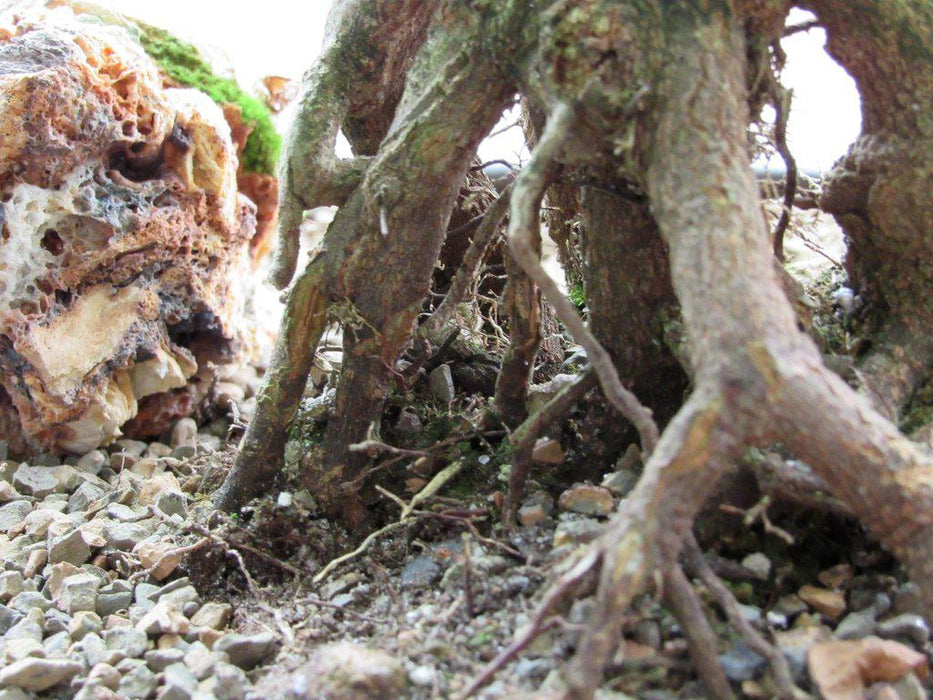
[
  {"x1": 213, "y1": 631, "x2": 277, "y2": 669},
  {"x1": 718, "y1": 641, "x2": 767, "y2": 681},
  {"x1": 532, "y1": 437, "x2": 564, "y2": 465},
  {"x1": 0, "y1": 657, "x2": 83, "y2": 692},
  {"x1": 557, "y1": 485, "x2": 614, "y2": 516},
  {"x1": 876, "y1": 614, "x2": 930, "y2": 648},
  {"x1": 798, "y1": 585, "x2": 846, "y2": 620}
]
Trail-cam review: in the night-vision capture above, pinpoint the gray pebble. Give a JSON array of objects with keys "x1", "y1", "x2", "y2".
[
  {"x1": 118, "y1": 661, "x2": 158, "y2": 699},
  {"x1": 0, "y1": 501, "x2": 33, "y2": 531},
  {"x1": 184, "y1": 642, "x2": 227, "y2": 680},
  {"x1": 0, "y1": 605, "x2": 17, "y2": 635},
  {"x1": 428, "y1": 365, "x2": 456, "y2": 403},
  {"x1": 0, "y1": 657, "x2": 82, "y2": 692},
  {"x1": 104, "y1": 627, "x2": 150, "y2": 658},
  {"x1": 48, "y1": 528, "x2": 91, "y2": 566},
  {"x1": 56, "y1": 573, "x2": 100, "y2": 614},
  {"x1": 103, "y1": 521, "x2": 152, "y2": 551},
  {"x1": 199, "y1": 661, "x2": 250, "y2": 700},
  {"x1": 41, "y1": 630, "x2": 72, "y2": 657},
  {"x1": 162, "y1": 662, "x2": 199, "y2": 700},
  {"x1": 834, "y1": 610, "x2": 876, "y2": 640},
  {"x1": 12, "y1": 465, "x2": 58, "y2": 498},
  {"x1": 144, "y1": 647, "x2": 185, "y2": 672},
  {"x1": 68, "y1": 482, "x2": 106, "y2": 514},
  {"x1": 0, "y1": 572, "x2": 25, "y2": 604},
  {"x1": 75, "y1": 451, "x2": 106, "y2": 476},
  {"x1": 170, "y1": 418, "x2": 198, "y2": 449},
  {"x1": 8, "y1": 591, "x2": 50, "y2": 615},
  {"x1": 68, "y1": 610, "x2": 103, "y2": 641},
  {"x1": 400, "y1": 555, "x2": 441, "y2": 590},
  {"x1": 154, "y1": 490, "x2": 187, "y2": 518},
  {"x1": 876, "y1": 613, "x2": 930, "y2": 647},
  {"x1": 213, "y1": 631, "x2": 276, "y2": 669},
  {"x1": 43, "y1": 608, "x2": 71, "y2": 635},
  {"x1": 718, "y1": 641, "x2": 767, "y2": 681}
]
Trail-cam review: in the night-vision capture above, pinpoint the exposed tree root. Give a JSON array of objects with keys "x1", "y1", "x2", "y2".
[
  {"x1": 478, "y1": 7, "x2": 933, "y2": 697},
  {"x1": 683, "y1": 534, "x2": 800, "y2": 700},
  {"x1": 505, "y1": 101, "x2": 659, "y2": 456},
  {"x1": 504, "y1": 369, "x2": 597, "y2": 527},
  {"x1": 219, "y1": 5, "x2": 516, "y2": 516},
  {"x1": 852, "y1": 323, "x2": 933, "y2": 424},
  {"x1": 663, "y1": 563, "x2": 735, "y2": 700},
  {"x1": 216, "y1": 3, "x2": 933, "y2": 697},
  {"x1": 269, "y1": 0, "x2": 438, "y2": 288},
  {"x1": 748, "y1": 451, "x2": 852, "y2": 519},
  {"x1": 494, "y1": 243, "x2": 542, "y2": 428},
  {"x1": 769, "y1": 76, "x2": 797, "y2": 262},
  {"x1": 423, "y1": 184, "x2": 513, "y2": 340}
]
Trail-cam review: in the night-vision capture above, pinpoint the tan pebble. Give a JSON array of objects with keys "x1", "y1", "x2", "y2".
[
  {"x1": 23, "y1": 548, "x2": 47, "y2": 578},
  {"x1": 531, "y1": 437, "x2": 564, "y2": 465},
  {"x1": 798, "y1": 585, "x2": 847, "y2": 620},
  {"x1": 518, "y1": 504, "x2": 548, "y2": 527},
  {"x1": 134, "y1": 540, "x2": 181, "y2": 581},
  {"x1": 817, "y1": 563, "x2": 853, "y2": 590},
  {"x1": 557, "y1": 484, "x2": 615, "y2": 516},
  {"x1": 198, "y1": 628, "x2": 224, "y2": 648},
  {"x1": 129, "y1": 458, "x2": 159, "y2": 478}
]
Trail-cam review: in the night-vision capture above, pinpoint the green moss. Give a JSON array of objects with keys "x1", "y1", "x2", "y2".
[
  {"x1": 569, "y1": 280, "x2": 587, "y2": 312},
  {"x1": 134, "y1": 24, "x2": 281, "y2": 175}
]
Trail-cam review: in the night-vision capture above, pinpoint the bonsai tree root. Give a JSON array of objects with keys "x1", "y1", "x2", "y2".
[
  {"x1": 473, "y1": 5, "x2": 933, "y2": 697},
  {"x1": 222, "y1": 2, "x2": 933, "y2": 695}
]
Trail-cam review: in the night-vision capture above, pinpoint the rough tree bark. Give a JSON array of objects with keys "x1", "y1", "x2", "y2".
[
  {"x1": 806, "y1": 0, "x2": 933, "y2": 421},
  {"x1": 580, "y1": 173, "x2": 688, "y2": 423},
  {"x1": 216, "y1": 1, "x2": 522, "y2": 518},
  {"x1": 222, "y1": 1, "x2": 933, "y2": 694}
]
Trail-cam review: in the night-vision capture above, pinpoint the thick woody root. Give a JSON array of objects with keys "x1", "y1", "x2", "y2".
[
  {"x1": 561, "y1": 8, "x2": 933, "y2": 697},
  {"x1": 474, "y1": 6, "x2": 933, "y2": 697},
  {"x1": 505, "y1": 101, "x2": 660, "y2": 457},
  {"x1": 269, "y1": 0, "x2": 437, "y2": 289},
  {"x1": 494, "y1": 251, "x2": 542, "y2": 429},
  {"x1": 220, "y1": 5, "x2": 516, "y2": 515},
  {"x1": 213, "y1": 263, "x2": 328, "y2": 511}
]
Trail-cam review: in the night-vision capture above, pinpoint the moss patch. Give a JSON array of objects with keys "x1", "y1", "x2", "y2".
[{"x1": 134, "y1": 23, "x2": 281, "y2": 175}]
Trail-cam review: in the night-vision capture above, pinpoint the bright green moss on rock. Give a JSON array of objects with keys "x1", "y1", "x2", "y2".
[{"x1": 134, "y1": 23, "x2": 281, "y2": 175}]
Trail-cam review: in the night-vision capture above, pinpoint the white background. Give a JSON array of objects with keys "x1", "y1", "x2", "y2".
[{"x1": 114, "y1": 1, "x2": 861, "y2": 173}]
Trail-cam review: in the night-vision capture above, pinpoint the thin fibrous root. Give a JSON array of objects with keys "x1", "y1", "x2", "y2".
[
  {"x1": 684, "y1": 534, "x2": 801, "y2": 700},
  {"x1": 458, "y1": 547, "x2": 603, "y2": 699},
  {"x1": 424, "y1": 183, "x2": 513, "y2": 338},
  {"x1": 504, "y1": 368, "x2": 597, "y2": 526},
  {"x1": 769, "y1": 72, "x2": 797, "y2": 262},
  {"x1": 505, "y1": 100, "x2": 659, "y2": 456},
  {"x1": 663, "y1": 564, "x2": 736, "y2": 700}
]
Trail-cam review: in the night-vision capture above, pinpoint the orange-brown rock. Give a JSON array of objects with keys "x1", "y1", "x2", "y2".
[{"x1": 0, "y1": 8, "x2": 262, "y2": 454}]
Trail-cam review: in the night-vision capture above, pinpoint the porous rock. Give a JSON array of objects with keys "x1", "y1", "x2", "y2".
[{"x1": 0, "y1": 6, "x2": 269, "y2": 456}]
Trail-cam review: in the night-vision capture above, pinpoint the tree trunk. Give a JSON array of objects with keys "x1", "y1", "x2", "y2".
[
  {"x1": 301, "y1": 6, "x2": 519, "y2": 521},
  {"x1": 806, "y1": 0, "x2": 933, "y2": 421},
  {"x1": 580, "y1": 174, "x2": 688, "y2": 423}
]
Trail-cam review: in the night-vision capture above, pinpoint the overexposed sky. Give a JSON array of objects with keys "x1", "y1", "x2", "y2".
[{"x1": 112, "y1": 2, "x2": 859, "y2": 173}]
